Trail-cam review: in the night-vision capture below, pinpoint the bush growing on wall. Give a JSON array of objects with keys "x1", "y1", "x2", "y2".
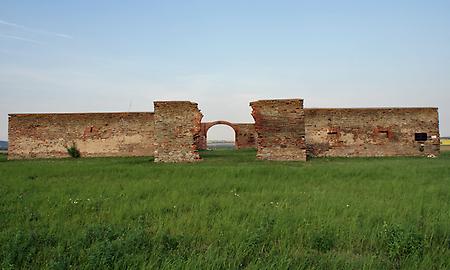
[{"x1": 66, "y1": 143, "x2": 81, "y2": 158}]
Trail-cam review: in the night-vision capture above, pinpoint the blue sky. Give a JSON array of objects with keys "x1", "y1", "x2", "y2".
[{"x1": 1, "y1": 0, "x2": 449, "y2": 140}]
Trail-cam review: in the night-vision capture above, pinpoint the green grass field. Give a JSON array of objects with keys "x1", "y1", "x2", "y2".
[{"x1": 1, "y1": 150, "x2": 449, "y2": 269}]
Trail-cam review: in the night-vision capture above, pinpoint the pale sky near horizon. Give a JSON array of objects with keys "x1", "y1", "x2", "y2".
[{"x1": 1, "y1": 0, "x2": 449, "y2": 141}]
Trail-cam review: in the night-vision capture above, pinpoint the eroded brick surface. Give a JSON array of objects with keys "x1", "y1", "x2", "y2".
[
  {"x1": 305, "y1": 108, "x2": 440, "y2": 157},
  {"x1": 7, "y1": 100, "x2": 440, "y2": 161},
  {"x1": 196, "y1": 121, "x2": 256, "y2": 150},
  {"x1": 153, "y1": 101, "x2": 203, "y2": 162},
  {"x1": 8, "y1": 112, "x2": 155, "y2": 160},
  {"x1": 250, "y1": 99, "x2": 306, "y2": 161},
  {"x1": 234, "y1": 124, "x2": 256, "y2": 149}
]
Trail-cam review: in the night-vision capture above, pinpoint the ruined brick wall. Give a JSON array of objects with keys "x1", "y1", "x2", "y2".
[
  {"x1": 8, "y1": 112, "x2": 155, "y2": 159},
  {"x1": 196, "y1": 124, "x2": 208, "y2": 150},
  {"x1": 305, "y1": 108, "x2": 440, "y2": 157},
  {"x1": 234, "y1": 124, "x2": 256, "y2": 149},
  {"x1": 153, "y1": 101, "x2": 203, "y2": 162},
  {"x1": 7, "y1": 102, "x2": 440, "y2": 161},
  {"x1": 196, "y1": 122, "x2": 256, "y2": 150},
  {"x1": 250, "y1": 99, "x2": 306, "y2": 161}
]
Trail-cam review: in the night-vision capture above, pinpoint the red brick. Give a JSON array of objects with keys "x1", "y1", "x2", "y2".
[
  {"x1": 153, "y1": 101, "x2": 203, "y2": 162},
  {"x1": 250, "y1": 99, "x2": 306, "y2": 161},
  {"x1": 8, "y1": 112, "x2": 154, "y2": 159}
]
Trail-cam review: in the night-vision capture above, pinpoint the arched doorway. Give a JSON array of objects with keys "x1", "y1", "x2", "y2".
[
  {"x1": 207, "y1": 124, "x2": 236, "y2": 149},
  {"x1": 199, "y1": 121, "x2": 238, "y2": 150}
]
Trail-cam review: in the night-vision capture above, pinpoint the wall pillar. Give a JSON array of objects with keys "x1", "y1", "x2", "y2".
[
  {"x1": 250, "y1": 99, "x2": 306, "y2": 161},
  {"x1": 154, "y1": 101, "x2": 203, "y2": 162}
]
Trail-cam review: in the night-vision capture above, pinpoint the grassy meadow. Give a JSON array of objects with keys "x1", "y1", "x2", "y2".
[{"x1": 0, "y1": 149, "x2": 449, "y2": 269}]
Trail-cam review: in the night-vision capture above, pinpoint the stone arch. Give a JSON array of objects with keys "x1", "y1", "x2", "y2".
[
  {"x1": 204, "y1": 120, "x2": 238, "y2": 133},
  {"x1": 198, "y1": 121, "x2": 239, "y2": 150}
]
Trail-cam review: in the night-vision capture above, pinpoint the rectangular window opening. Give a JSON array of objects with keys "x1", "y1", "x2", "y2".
[
  {"x1": 378, "y1": 130, "x2": 389, "y2": 138},
  {"x1": 415, "y1": 133, "x2": 427, "y2": 141}
]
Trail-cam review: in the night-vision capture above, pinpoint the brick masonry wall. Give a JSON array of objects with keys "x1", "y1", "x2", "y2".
[
  {"x1": 153, "y1": 101, "x2": 203, "y2": 162},
  {"x1": 250, "y1": 99, "x2": 306, "y2": 161},
  {"x1": 196, "y1": 122, "x2": 256, "y2": 150},
  {"x1": 7, "y1": 103, "x2": 440, "y2": 160},
  {"x1": 234, "y1": 124, "x2": 256, "y2": 149},
  {"x1": 8, "y1": 112, "x2": 155, "y2": 160},
  {"x1": 304, "y1": 108, "x2": 440, "y2": 157},
  {"x1": 196, "y1": 127, "x2": 208, "y2": 150}
]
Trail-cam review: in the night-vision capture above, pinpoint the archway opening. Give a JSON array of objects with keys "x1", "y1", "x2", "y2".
[{"x1": 206, "y1": 124, "x2": 236, "y2": 150}]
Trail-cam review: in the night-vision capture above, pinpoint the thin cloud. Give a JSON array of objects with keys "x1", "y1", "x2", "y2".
[
  {"x1": 0, "y1": 34, "x2": 42, "y2": 45},
  {"x1": 0, "y1": 19, "x2": 73, "y2": 39}
]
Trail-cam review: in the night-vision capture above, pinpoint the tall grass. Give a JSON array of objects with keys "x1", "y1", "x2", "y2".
[{"x1": 0, "y1": 150, "x2": 449, "y2": 269}]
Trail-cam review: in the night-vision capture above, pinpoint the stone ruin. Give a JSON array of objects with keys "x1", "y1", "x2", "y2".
[
  {"x1": 250, "y1": 99, "x2": 306, "y2": 161},
  {"x1": 7, "y1": 98, "x2": 441, "y2": 162},
  {"x1": 196, "y1": 121, "x2": 256, "y2": 151},
  {"x1": 153, "y1": 101, "x2": 203, "y2": 162}
]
